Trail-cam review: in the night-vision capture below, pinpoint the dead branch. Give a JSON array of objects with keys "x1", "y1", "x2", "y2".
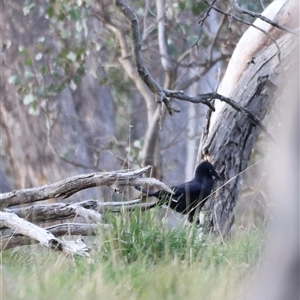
[
  {"x1": 0, "y1": 212, "x2": 90, "y2": 256},
  {"x1": 0, "y1": 165, "x2": 173, "y2": 209},
  {"x1": 0, "y1": 166, "x2": 170, "y2": 253},
  {"x1": 3, "y1": 198, "x2": 161, "y2": 224},
  {"x1": 0, "y1": 223, "x2": 109, "y2": 251},
  {"x1": 164, "y1": 88, "x2": 277, "y2": 143},
  {"x1": 0, "y1": 199, "x2": 160, "y2": 251},
  {"x1": 4, "y1": 200, "x2": 100, "y2": 223}
]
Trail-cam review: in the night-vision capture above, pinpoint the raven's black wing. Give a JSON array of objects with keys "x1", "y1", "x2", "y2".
[{"x1": 170, "y1": 179, "x2": 207, "y2": 199}]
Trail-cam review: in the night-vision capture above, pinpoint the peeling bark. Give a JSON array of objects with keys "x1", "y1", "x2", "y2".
[{"x1": 200, "y1": 33, "x2": 298, "y2": 235}]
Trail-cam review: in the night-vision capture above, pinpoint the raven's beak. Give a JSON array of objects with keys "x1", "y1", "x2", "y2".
[{"x1": 213, "y1": 171, "x2": 221, "y2": 181}]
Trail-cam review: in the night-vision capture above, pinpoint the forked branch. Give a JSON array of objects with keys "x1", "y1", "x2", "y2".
[
  {"x1": 115, "y1": 0, "x2": 277, "y2": 142},
  {"x1": 115, "y1": 0, "x2": 214, "y2": 114}
]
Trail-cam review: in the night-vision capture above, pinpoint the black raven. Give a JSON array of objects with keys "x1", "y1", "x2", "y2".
[{"x1": 135, "y1": 161, "x2": 221, "y2": 223}]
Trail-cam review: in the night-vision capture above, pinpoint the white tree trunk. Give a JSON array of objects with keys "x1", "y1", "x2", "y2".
[{"x1": 200, "y1": 32, "x2": 298, "y2": 235}]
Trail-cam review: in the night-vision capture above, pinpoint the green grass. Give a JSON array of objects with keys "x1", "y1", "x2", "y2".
[{"x1": 0, "y1": 210, "x2": 265, "y2": 300}]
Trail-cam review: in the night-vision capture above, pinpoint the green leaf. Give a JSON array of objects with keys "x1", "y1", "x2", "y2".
[
  {"x1": 23, "y1": 2, "x2": 36, "y2": 16},
  {"x1": 73, "y1": 74, "x2": 82, "y2": 85},
  {"x1": 45, "y1": 116, "x2": 53, "y2": 129},
  {"x1": 28, "y1": 102, "x2": 40, "y2": 116},
  {"x1": 19, "y1": 47, "x2": 27, "y2": 57},
  {"x1": 50, "y1": 70, "x2": 61, "y2": 78},
  {"x1": 76, "y1": 21, "x2": 82, "y2": 32},
  {"x1": 61, "y1": 30, "x2": 71, "y2": 39},
  {"x1": 47, "y1": 83, "x2": 65, "y2": 96},
  {"x1": 133, "y1": 139, "x2": 144, "y2": 149},
  {"x1": 168, "y1": 43, "x2": 178, "y2": 56},
  {"x1": 192, "y1": 2, "x2": 207, "y2": 16},
  {"x1": 82, "y1": 19, "x2": 88, "y2": 37},
  {"x1": 178, "y1": 2, "x2": 185, "y2": 11},
  {"x1": 23, "y1": 94, "x2": 36, "y2": 105},
  {"x1": 187, "y1": 35, "x2": 199, "y2": 46},
  {"x1": 66, "y1": 52, "x2": 77, "y2": 62},
  {"x1": 58, "y1": 13, "x2": 66, "y2": 21},
  {"x1": 70, "y1": 9, "x2": 80, "y2": 21},
  {"x1": 95, "y1": 42, "x2": 101, "y2": 51},
  {"x1": 24, "y1": 71, "x2": 34, "y2": 78},
  {"x1": 69, "y1": 80, "x2": 77, "y2": 91},
  {"x1": 77, "y1": 65, "x2": 86, "y2": 77},
  {"x1": 24, "y1": 58, "x2": 33, "y2": 66},
  {"x1": 35, "y1": 52, "x2": 43, "y2": 61},
  {"x1": 46, "y1": 7, "x2": 55, "y2": 19},
  {"x1": 185, "y1": 0, "x2": 193, "y2": 10},
  {"x1": 99, "y1": 77, "x2": 108, "y2": 86},
  {"x1": 37, "y1": 36, "x2": 45, "y2": 43},
  {"x1": 40, "y1": 65, "x2": 48, "y2": 74},
  {"x1": 37, "y1": 86, "x2": 46, "y2": 97},
  {"x1": 89, "y1": 69, "x2": 97, "y2": 79},
  {"x1": 8, "y1": 75, "x2": 21, "y2": 85},
  {"x1": 56, "y1": 83, "x2": 65, "y2": 94}
]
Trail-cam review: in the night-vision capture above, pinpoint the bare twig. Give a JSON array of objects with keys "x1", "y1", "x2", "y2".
[
  {"x1": 115, "y1": 0, "x2": 278, "y2": 130},
  {"x1": 198, "y1": 0, "x2": 218, "y2": 26},
  {"x1": 232, "y1": 0, "x2": 298, "y2": 35},
  {"x1": 209, "y1": 14, "x2": 227, "y2": 63},
  {"x1": 164, "y1": 89, "x2": 277, "y2": 143},
  {"x1": 113, "y1": 0, "x2": 278, "y2": 145},
  {"x1": 115, "y1": 0, "x2": 215, "y2": 114},
  {"x1": 114, "y1": 1, "x2": 163, "y2": 96},
  {"x1": 211, "y1": 6, "x2": 282, "y2": 60}
]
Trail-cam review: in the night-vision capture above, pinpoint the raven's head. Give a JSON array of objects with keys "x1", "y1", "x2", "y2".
[{"x1": 195, "y1": 161, "x2": 221, "y2": 180}]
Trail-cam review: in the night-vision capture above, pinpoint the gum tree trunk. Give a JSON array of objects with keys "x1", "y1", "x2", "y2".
[{"x1": 200, "y1": 33, "x2": 298, "y2": 235}]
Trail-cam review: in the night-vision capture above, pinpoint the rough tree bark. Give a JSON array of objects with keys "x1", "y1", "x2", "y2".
[{"x1": 199, "y1": 3, "x2": 298, "y2": 234}]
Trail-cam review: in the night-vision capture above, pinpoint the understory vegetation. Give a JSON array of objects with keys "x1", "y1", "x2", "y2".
[{"x1": 1, "y1": 210, "x2": 265, "y2": 300}]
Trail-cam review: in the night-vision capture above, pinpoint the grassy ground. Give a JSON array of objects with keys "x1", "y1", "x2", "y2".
[{"x1": 0, "y1": 210, "x2": 265, "y2": 300}]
